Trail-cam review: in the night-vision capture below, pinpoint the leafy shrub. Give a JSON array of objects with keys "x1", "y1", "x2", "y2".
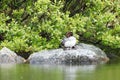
[{"x1": 0, "y1": 0, "x2": 120, "y2": 56}]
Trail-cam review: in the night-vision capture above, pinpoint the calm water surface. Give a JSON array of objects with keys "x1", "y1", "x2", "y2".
[{"x1": 0, "y1": 63, "x2": 120, "y2": 80}]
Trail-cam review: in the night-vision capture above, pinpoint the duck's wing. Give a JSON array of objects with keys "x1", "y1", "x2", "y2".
[{"x1": 61, "y1": 37, "x2": 68, "y2": 44}]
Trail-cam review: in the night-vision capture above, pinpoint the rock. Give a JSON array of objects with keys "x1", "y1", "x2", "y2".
[
  {"x1": 0, "y1": 47, "x2": 25, "y2": 64},
  {"x1": 28, "y1": 43, "x2": 109, "y2": 65}
]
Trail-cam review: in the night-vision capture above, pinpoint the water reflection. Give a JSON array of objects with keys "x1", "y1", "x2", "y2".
[
  {"x1": 30, "y1": 64, "x2": 97, "y2": 80},
  {"x1": 0, "y1": 64, "x2": 120, "y2": 80},
  {"x1": 63, "y1": 65, "x2": 96, "y2": 80}
]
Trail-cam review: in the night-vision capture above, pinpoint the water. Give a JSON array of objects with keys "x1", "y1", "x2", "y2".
[{"x1": 0, "y1": 63, "x2": 120, "y2": 80}]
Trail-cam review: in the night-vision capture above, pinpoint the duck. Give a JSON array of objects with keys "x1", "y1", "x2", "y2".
[{"x1": 61, "y1": 32, "x2": 77, "y2": 50}]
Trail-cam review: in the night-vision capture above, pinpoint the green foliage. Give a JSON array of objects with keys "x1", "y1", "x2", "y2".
[{"x1": 0, "y1": 0, "x2": 120, "y2": 55}]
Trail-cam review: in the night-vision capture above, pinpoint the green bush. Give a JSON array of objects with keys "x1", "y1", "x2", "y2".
[{"x1": 0, "y1": 0, "x2": 120, "y2": 56}]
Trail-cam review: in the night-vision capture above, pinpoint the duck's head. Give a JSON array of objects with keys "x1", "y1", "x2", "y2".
[{"x1": 66, "y1": 32, "x2": 73, "y2": 38}]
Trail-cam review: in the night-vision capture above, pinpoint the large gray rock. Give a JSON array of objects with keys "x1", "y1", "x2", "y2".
[
  {"x1": 28, "y1": 43, "x2": 109, "y2": 65},
  {"x1": 0, "y1": 47, "x2": 25, "y2": 64}
]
